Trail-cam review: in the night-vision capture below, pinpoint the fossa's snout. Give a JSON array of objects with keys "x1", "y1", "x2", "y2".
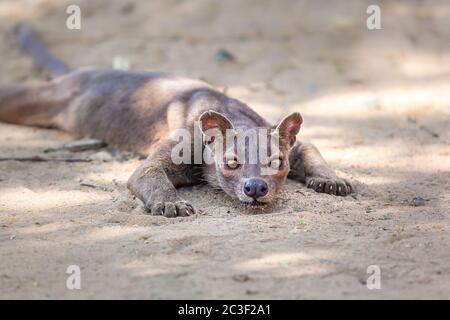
[{"x1": 244, "y1": 179, "x2": 268, "y2": 199}]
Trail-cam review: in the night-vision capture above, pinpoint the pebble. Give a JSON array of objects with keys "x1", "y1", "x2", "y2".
[
  {"x1": 232, "y1": 274, "x2": 251, "y2": 282},
  {"x1": 214, "y1": 49, "x2": 236, "y2": 63},
  {"x1": 411, "y1": 197, "x2": 427, "y2": 206}
]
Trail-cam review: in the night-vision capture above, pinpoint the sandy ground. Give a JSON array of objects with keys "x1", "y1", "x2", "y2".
[{"x1": 0, "y1": 0, "x2": 449, "y2": 299}]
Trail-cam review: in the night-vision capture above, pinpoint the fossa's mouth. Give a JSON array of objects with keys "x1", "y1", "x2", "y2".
[
  {"x1": 237, "y1": 195, "x2": 271, "y2": 205},
  {"x1": 239, "y1": 200, "x2": 276, "y2": 215},
  {"x1": 242, "y1": 199, "x2": 271, "y2": 207}
]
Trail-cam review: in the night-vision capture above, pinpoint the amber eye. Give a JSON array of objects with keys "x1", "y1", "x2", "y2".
[
  {"x1": 269, "y1": 158, "x2": 284, "y2": 170},
  {"x1": 225, "y1": 159, "x2": 240, "y2": 170}
]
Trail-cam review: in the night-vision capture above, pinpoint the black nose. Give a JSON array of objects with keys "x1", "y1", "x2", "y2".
[{"x1": 244, "y1": 179, "x2": 268, "y2": 198}]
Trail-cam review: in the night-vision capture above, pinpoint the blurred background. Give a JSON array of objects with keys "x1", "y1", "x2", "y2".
[
  {"x1": 1, "y1": 0, "x2": 449, "y2": 104},
  {"x1": 1, "y1": 0, "x2": 449, "y2": 148}
]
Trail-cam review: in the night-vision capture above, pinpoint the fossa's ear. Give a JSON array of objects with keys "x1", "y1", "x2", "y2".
[
  {"x1": 199, "y1": 110, "x2": 234, "y2": 145},
  {"x1": 274, "y1": 112, "x2": 303, "y2": 148}
]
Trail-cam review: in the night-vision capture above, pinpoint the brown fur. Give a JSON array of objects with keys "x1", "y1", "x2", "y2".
[{"x1": 0, "y1": 23, "x2": 353, "y2": 217}]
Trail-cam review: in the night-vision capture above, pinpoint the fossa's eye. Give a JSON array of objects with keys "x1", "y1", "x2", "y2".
[
  {"x1": 269, "y1": 158, "x2": 284, "y2": 170},
  {"x1": 225, "y1": 158, "x2": 240, "y2": 170}
]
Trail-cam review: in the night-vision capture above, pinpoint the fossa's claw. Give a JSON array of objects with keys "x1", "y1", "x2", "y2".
[
  {"x1": 306, "y1": 176, "x2": 353, "y2": 196},
  {"x1": 145, "y1": 200, "x2": 196, "y2": 217}
]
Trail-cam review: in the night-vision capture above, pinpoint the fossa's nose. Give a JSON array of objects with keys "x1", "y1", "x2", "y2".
[{"x1": 244, "y1": 179, "x2": 268, "y2": 199}]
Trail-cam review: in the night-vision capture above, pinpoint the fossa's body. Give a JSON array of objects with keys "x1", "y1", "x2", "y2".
[{"x1": 0, "y1": 24, "x2": 352, "y2": 217}]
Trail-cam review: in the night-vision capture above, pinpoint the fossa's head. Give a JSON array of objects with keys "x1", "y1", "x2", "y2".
[{"x1": 199, "y1": 111, "x2": 302, "y2": 204}]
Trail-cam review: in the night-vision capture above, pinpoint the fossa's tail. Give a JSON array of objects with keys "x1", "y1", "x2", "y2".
[{"x1": 14, "y1": 22, "x2": 71, "y2": 78}]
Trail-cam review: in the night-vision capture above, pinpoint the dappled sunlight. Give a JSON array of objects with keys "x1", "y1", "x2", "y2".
[
  {"x1": 80, "y1": 164, "x2": 135, "y2": 186},
  {"x1": 81, "y1": 225, "x2": 148, "y2": 242},
  {"x1": 0, "y1": 187, "x2": 111, "y2": 212},
  {"x1": 322, "y1": 144, "x2": 449, "y2": 168},
  {"x1": 350, "y1": 174, "x2": 399, "y2": 186},
  {"x1": 18, "y1": 221, "x2": 73, "y2": 235},
  {"x1": 398, "y1": 52, "x2": 450, "y2": 79},
  {"x1": 289, "y1": 85, "x2": 450, "y2": 116},
  {"x1": 0, "y1": 1, "x2": 48, "y2": 20},
  {"x1": 120, "y1": 261, "x2": 169, "y2": 278},
  {"x1": 234, "y1": 251, "x2": 331, "y2": 277},
  {"x1": 0, "y1": 123, "x2": 73, "y2": 153},
  {"x1": 120, "y1": 255, "x2": 200, "y2": 278},
  {"x1": 0, "y1": 0, "x2": 449, "y2": 299}
]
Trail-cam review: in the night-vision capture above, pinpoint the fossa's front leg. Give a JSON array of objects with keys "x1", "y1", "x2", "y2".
[
  {"x1": 127, "y1": 140, "x2": 200, "y2": 217},
  {"x1": 288, "y1": 141, "x2": 353, "y2": 196}
]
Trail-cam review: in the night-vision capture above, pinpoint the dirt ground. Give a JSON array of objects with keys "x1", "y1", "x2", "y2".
[{"x1": 0, "y1": 0, "x2": 449, "y2": 299}]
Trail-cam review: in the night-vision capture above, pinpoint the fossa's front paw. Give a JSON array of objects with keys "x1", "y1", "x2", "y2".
[
  {"x1": 306, "y1": 175, "x2": 353, "y2": 196},
  {"x1": 145, "y1": 199, "x2": 196, "y2": 217}
]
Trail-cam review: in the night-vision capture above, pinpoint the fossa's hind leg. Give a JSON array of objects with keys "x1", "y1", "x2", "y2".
[
  {"x1": 0, "y1": 83, "x2": 63, "y2": 128},
  {"x1": 288, "y1": 141, "x2": 353, "y2": 196},
  {"x1": 0, "y1": 76, "x2": 80, "y2": 129}
]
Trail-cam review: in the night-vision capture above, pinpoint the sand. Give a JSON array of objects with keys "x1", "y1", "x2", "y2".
[{"x1": 0, "y1": 0, "x2": 449, "y2": 299}]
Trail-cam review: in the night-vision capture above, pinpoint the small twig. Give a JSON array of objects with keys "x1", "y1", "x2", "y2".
[
  {"x1": 0, "y1": 156, "x2": 92, "y2": 162},
  {"x1": 80, "y1": 182, "x2": 115, "y2": 192},
  {"x1": 80, "y1": 183, "x2": 97, "y2": 188},
  {"x1": 418, "y1": 125, "x2": 439, "y2": 138},
  {"x1": 407, "y1": 117, "x2": 440, "y2": 138}
]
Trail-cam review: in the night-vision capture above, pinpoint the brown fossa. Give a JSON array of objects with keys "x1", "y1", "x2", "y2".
[{"x1": 0, "y1": 23, "x2": 353, "y2": 217}]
